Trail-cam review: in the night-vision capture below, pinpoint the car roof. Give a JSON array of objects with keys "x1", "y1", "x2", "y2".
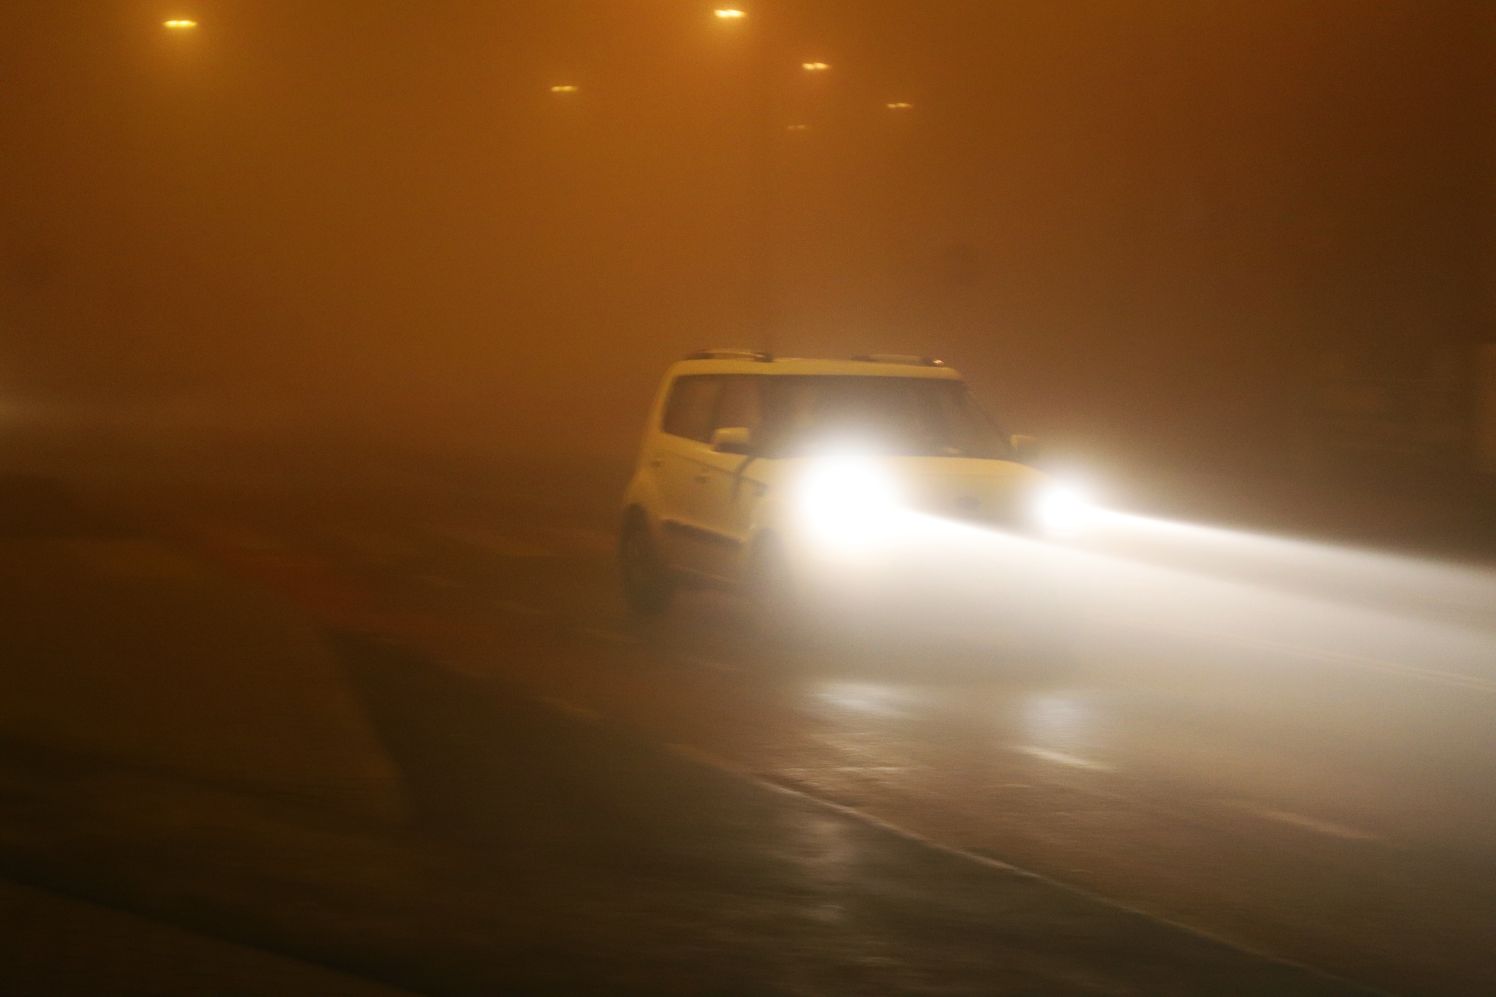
[{"x1": 666, "y1": 353, "x2": 965, "y2": 381}]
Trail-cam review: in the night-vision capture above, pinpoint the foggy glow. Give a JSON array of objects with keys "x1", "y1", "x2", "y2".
[
  {"x1": 549, "y1": 84, "x2": 580, "y2": 94},
  {"x1": 885, "y1": 101, "x2": 914, "y2": 110},
  {"x1": 786, "y1": 123, "x2": 810, "y2": 132},
  {"x1": 776, "y1": 464, "x2": 1496, "y2": 705},
  {"x1": 1087, "y1": 508, "x2": 1496, "y2": 623},
  {"x1": 1032, "y1": 484, "x2": 1096, "y2": 538},
  {"x1": 871, "y1": 505, "x2": 1496, "y2": 699},
  {"x1": 796, "y1": 456, "x2": 901, "y2": 547},
  {"x1": 802, "y1": 61, "x2": 831, "y2": 72},
  {"x1": 713, "y1": 7, "x2": 747, "y2": 19},
  {"x1": 162, "y1": 18, "x2": 198, "y2": 30}
]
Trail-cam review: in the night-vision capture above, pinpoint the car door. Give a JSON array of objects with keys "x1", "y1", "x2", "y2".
[
  {"x1": 651, "y1": 374, "x2": 723, "y2": 575},
  {"x1": 693, "y1": 374, "x2": 765, "y2": 580}
]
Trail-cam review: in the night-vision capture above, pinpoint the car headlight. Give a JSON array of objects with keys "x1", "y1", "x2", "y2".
[
  {"x1": 796, "y1": 457, "x2": 901, "y2": 542},
  {"x1": 1032, "y1": 484, "x2": 1095, "y2": 538}
]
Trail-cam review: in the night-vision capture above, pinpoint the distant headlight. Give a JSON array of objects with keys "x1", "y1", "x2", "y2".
[
  {"x1": 1032, "y1": 484, "x2": 1095, "y2": 538},
  {"x1": 796, "y1": 457, "x2": 901, "y2": 542}
]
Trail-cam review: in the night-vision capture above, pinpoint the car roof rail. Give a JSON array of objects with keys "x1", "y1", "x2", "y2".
[
  {"x1": 849, "y1": 353, "x2": 946, "y2": 367},
  {"x1": 684, "y1": 348, "x2": 774, "y2": 362}
]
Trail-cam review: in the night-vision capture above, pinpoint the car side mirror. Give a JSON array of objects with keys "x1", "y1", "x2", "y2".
[
  {"x1": 1010, "y1": 433, "x2": 1040, "y2": 463},
  {"x1": 711, "y1": 426, "x2": 755, "y2": 455}
]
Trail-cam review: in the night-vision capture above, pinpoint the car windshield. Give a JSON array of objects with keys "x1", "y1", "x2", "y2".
[{"x1": 755, "y1": 376, "x2": 1010, "y2": 459}]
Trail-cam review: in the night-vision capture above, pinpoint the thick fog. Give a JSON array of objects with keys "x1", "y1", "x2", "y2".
[{"x1": 2, "y1": 1, "x2": 1490, "y2": 472}]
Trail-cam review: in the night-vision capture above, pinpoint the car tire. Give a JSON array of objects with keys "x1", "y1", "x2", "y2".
[{"x1": 619, "y1": 513, "x2": 673, "y2": 616}]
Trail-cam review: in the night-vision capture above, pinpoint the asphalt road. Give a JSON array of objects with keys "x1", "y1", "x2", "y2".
[
  {"x1": 5, "y1": 451, "x2": 1494, "y2": 994},
  {"x1": 133, "y1": 459, "x2": 1496, "y2": 996}
]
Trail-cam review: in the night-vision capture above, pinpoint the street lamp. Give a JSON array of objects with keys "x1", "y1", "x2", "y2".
[
  {"x1": 885, "y1": 101, "x2": 914, "y2": 110},
  {"x1": 549, "y1": 84, "x2": 580, "y2": 94},
  {"x1": 801, "y1": 61, "x2": 830, "y2": 72},
  {"x1": 162, "y1": 18, "x2": 198, "y2": 30},
  {"x1": 713, "y1": 6, "x2": 747, "y2": 19}
]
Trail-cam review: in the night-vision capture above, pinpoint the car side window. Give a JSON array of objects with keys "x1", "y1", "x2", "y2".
[
  {"x1": 712, "y1": 375, "x2": 761, "y2": 434},
  {"x1": 661, "y1": 375, "x2": 720, "y2": 442}
]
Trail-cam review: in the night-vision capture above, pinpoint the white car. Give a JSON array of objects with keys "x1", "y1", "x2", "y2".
[{"x1": 618, "y1": 350, "x2": 1086, "y2": 625}]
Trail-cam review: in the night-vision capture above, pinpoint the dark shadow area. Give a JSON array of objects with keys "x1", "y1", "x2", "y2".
[
  {"x1": 329, "y1": 629, "x2": 570, "y2": 841},
  {"x1": 329, "y1": 628, "x2": 797, "y2": 884},
  {"x1": 0, "y1": 474, "x2": 122, "y2": 539}
]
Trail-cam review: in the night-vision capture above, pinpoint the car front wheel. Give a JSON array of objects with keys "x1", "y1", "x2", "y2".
[{"x1": 619, "y1": 514, "x2": 673, "y2": 616}]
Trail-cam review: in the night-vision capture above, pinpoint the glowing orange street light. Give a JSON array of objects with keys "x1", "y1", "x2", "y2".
[
  {"x1": 786, "y1": 123, "x2": 810, "y2": 132},
  {"x1": 162, "y1": 18, "x2": 198, "y2": 30},
  {"x1": 885, "y1": 101, "x2": 914, "y2": 110},
  {"x1": 549, "y1": 84, "x2": 580, "y2": 94},
  {"x1": 713, "y1": 7, "x2": 747, "y2": 19},
  {"x1": 801, "y1": 61, "x2": 830, "y2": 72}
]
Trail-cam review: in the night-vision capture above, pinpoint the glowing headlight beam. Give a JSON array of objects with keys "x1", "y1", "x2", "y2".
[
  {"x1": 796, "y1": 457, "x2": 901, "y2": 548},
  {"x1": 1033, "y1": 485, "x2": 1095, "y2": 538}
]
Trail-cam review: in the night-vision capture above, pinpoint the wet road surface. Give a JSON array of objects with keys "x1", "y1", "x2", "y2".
[
  {"x1": 0, "y1": 470, "x2": 1366, "y2": 995},
  {"x1": 143, "y1": 470, "x2": 1496, "y2": 996}
]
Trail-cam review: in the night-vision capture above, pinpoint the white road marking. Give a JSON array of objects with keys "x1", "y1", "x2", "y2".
[
  {"x1": 582, "y1": 626, "x2": 640, "y2": 646},
  {"x1": 538, "y1": 696, "x2": 601, "y2": 722},
  {"x1": 1013, "y1": 745, "x2": 1115, "y2": 773},
  {"x1": 1105, "y1": 614, "x2": 1496, "y2": 696},
  {"x1": 495, "y1": 599, "x2": 546, "y2": 617},
  {"x1": 1226, "y1": 801, "x2": 1380, "y2": 842}
]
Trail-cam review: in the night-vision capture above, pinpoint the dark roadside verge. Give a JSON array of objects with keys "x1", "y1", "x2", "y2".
[{"x1": 0, "y1": 874, "x2": 411, "y2": 997}]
